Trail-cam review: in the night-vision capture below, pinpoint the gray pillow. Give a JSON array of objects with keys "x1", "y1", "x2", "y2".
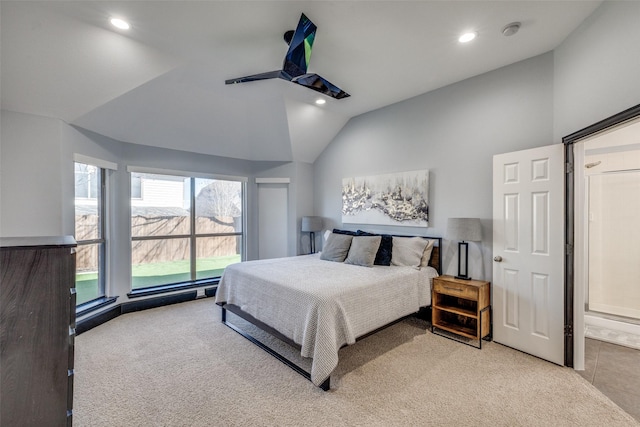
[
  {"x1": 391, "y1": 236, "x2": 429, "y2": 269},
  {"x1": 344, "y1": 235, "x2": 382, "y2": 267},
  {"x1": 320, "y1": 233, "x2": 353, "y2": 262}
]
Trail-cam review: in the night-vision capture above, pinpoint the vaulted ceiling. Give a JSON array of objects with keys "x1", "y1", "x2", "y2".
[{"x1": 1, "y1": 1, "x2": 601, "y2": 163}]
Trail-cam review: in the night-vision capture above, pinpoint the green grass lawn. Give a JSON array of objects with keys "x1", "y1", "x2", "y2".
[{"x1": 75, "y1": 255, "x2": 241, "y2": 305}]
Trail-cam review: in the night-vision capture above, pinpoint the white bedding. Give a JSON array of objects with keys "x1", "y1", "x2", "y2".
[{"x1": 215, "y1": 254, "x2": 438, "y2": 385}]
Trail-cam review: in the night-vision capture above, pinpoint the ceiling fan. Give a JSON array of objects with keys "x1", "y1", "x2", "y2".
[{"x1": 225, "y1": 13, "x2": 350, "y2": 100}]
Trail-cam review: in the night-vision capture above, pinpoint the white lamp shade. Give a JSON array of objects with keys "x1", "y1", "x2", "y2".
[
  {"x1": 301, "y1": 216, "x2": 323, "y2": 232},
  {"x1": 447, "y1": 218, "x2": 482, "y2": 242}
]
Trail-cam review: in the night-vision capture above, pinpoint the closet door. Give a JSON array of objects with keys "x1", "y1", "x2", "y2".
[{"x1": 257, "y1": 182, "x2": 289, "y2": 259}]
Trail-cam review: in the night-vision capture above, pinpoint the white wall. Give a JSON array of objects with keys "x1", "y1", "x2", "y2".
[
  {"x1": 1, "y1": 110, "x2": 64, "y2": 236},
  {"x1": 554, "y1": 1, "x2": 640, "y2": 141},
  {"x1": 252, "y1": 160, "x2": 315, "y2": 256},
  {"x1": 314, "y1": 53, "x2": 554, "y2": 281},
  {"x1": 0, "y1": 110, "x2": 301, "y2": 312}
]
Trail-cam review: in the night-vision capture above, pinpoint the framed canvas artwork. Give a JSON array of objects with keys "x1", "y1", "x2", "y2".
[{"x1": 342, "y1": 169, "x2": 429, "y2": 227}]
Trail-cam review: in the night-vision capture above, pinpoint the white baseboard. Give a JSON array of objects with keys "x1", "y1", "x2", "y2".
[{"x1": 585, "y1": 314, "x2": 640, "y2": 350}]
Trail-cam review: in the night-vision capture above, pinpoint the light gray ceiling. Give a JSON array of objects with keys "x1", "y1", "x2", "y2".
[{"x1": 1, "y1": 1, "x2": 601, "y2": 163}]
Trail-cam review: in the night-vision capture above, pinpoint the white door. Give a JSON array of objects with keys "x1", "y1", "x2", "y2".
[
  {"x1": 258, "y1": 183, "x2": 288, "y2": 259},
  {"x1": 492, "y1": 144, "x2": 564, "y2": 365}
]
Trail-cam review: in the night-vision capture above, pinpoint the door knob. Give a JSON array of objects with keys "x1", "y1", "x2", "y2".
[{"x1": 494, "y1": 256, "x2": 503, "y2": 262}]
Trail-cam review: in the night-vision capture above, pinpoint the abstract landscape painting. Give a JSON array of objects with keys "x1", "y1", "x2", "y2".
[{"x1": 342, "y1": 170, "x2": 429, "y2": 227}]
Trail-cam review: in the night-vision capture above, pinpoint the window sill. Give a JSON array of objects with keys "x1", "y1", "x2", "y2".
[
  {"x1": 127, "y1": 278, "x2": 221, "y2": 299},
  {"x1": 76, "y1": 296, "x2": 119, "y2": 317}
]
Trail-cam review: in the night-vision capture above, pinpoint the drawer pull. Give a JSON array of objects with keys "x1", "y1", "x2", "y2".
[{"x1": 443, "y1": 285, "x2": 464, "y2": 292}]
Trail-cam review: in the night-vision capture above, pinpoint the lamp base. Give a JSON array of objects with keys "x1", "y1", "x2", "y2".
[
  {"x1": 309, "y1": 231, "x2": 316, "y2": 254},
  {"x1": 456, "y1": 241, "x2": 471, "y2": 280}
]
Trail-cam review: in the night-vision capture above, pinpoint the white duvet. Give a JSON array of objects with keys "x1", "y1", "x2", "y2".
[{"x1": 215, "y1": 254, "x2": 437, "y2": 386}]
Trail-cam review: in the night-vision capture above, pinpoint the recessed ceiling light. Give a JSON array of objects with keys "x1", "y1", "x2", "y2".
[
  {"x1": 458, "y1": 32, "x2": 477, "y2": 43},
  {"x1": 315, "y1": 99, "x2": 326, "y2": 105},
  {"x1": 110, "y1": 18, "x2": 130, "y2": 30}
]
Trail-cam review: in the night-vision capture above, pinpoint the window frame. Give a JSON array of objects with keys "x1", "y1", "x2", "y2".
[
  {"x1": 128, "y1": 167, "x2": 246, "y2": 295},
  {"x1": 74, "y1": 163, "x2": 107, "y2": 306}
]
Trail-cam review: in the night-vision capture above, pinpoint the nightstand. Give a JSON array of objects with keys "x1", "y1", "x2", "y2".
[{"x1": 431, "y1": 275, "x2": 491, "y2": 348}]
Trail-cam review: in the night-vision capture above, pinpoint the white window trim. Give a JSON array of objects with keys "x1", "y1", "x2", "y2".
[
  {"x1": 74, "y1": 153, "x2": 118, "y2": 171},
  {"x1": 127, "y1": 165, "x2": 247, "y2": 182},
  {"x1": 255, "y1": 177, "x2": 291, "y2": 184}
]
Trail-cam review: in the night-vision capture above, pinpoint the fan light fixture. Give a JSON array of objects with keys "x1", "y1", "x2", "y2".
[
  {"x1": 502, "y1": 22, "x2": 521, "y2": 37},
  {"x1": 110, "y1": 18, "x2": 130, "y2": 30},
  {"x1": 458, "y1": 32, "x2": 477, "y2": 43},
  {"x1": 225, "y1": 13, "x2": 350, "y2": 100}
]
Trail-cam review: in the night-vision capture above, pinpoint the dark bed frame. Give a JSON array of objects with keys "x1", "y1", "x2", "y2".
[{"x1": 218, "y1": 236, "x2": 442, "y2": 391}]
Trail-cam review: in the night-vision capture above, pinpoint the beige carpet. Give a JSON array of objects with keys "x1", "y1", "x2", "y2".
[{"x1": 74, "y1": 298, "x2": 638, "y2": 426}]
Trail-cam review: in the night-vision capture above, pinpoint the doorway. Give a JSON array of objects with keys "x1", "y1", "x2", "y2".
[
  {"x1": 566, "y1": 105, "x2": 640, "y2": 369},
  {"x1": 575, "y1": 117, "x2": 640, "y2": 350}
]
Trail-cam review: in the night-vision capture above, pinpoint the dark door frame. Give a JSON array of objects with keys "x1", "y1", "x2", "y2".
[{"x1": 562, "y1": 103, "x2": 640, "y2": 367}]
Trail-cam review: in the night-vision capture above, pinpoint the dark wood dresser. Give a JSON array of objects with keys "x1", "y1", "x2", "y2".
[{"x1": 1, "y1": 236, "x2": 77, "y2": 426}]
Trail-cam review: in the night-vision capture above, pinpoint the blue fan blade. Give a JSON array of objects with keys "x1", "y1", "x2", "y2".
[
  {"x1": 225, "y1": 70, "x2": 286, "y2": 85},
  {"x1": 283, "y1": 13, "x2": 317, "y2": 78},
  {"x1": 293, "y1": 73, "x2": 350, "y2": 99}
]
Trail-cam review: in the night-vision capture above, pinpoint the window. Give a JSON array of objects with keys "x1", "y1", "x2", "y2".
[
  {"x1": 130, "y1": 172, "x2": 244, "y2": 289},
  {"x1": 74, "y1": 162, "x2": 106, "y2": 305},
  {"x1": 131, "y1": 173, "x2": 142, "y2": 199}
]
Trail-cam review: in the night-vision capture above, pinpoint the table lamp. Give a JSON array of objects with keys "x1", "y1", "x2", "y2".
[
  {"x1": 447, "y1": 218, "x2": 482, "y2": 280},
  {"x1": 301, "y1": 216, "x2": 323, "y2": 254}
]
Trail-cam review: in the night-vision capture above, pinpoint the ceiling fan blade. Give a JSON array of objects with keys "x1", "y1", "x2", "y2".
[
  {"x1": 226, "y1": 13, "x2": 349, "y2": 99},
  {"x1": 282, "y1": 13, "x2": 316, "y2": 78},
  {"x1": 293, "y1": 73, "x2": 350, "y2": 99},
  {"x1": 225, "y1": 70, "x2": 286, "y2": 85}
]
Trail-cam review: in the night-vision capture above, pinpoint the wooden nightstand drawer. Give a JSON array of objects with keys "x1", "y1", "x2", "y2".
[{"x1": 433, "y1": 278, "x2": 477, "y2": 300}]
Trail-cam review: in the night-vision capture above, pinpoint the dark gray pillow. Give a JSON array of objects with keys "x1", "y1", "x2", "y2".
[
  {"x1": 344, "y1": 235, "x2": 382, "y2": 267},
  {"x1": 320, "y1": 233, "x2": 353, "y2": 262}
]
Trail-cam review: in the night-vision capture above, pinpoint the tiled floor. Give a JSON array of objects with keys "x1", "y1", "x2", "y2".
[{"x1": 578, "y1": 338, "x2": 640, "y2": 422}]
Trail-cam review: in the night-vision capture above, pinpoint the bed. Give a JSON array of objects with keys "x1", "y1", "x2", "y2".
[{"x1": 215, "y1": 233, "x2": 441, "y2": 390}]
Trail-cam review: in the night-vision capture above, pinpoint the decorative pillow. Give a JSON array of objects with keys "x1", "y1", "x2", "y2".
[
  {"x1": 344, "y1": 235, "x2": 382, "y2": 267},
  {"x1": 356, "y1": 230, "x2": 392, "y2": 266},
  {"x1": 419, "y1": 239, "x2": 436, "y2": 268},
  {"x1": 391, "y1": 236, "x2": 429, "y2": 269},
  {"x1": 320, "y1": 233, "x2": 353, "y2": 262}
]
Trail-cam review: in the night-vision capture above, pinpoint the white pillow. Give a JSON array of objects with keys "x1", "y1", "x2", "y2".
[
  {"x1": 419, "y1": 239, "x2": 436, "y2": 268},
  {"x1": 391, "y1": 236, "x2": 429, "y2": 269}
]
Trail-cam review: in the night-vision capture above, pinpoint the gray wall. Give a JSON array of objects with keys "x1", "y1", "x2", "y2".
[
  {"x1": 313, "y1": 1, "x2": 640, "y2": 282},
  {"x1": 2, "y1": 0, "x2": 639, "y2": 304},
  {"x1": 314, "y1": 53, "x2": 555, "y2": 280},
  {"x1": 554, "y1": 1, "x2": 640, "y2": 141},
  {"x1": 0, "y1": 109, "x2": 312, "y2": 314}
]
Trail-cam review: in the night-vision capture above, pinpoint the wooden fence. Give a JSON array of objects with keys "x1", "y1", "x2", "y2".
[{"x1": 75, "y1": 214, "x2": 240, "y2": 272}]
